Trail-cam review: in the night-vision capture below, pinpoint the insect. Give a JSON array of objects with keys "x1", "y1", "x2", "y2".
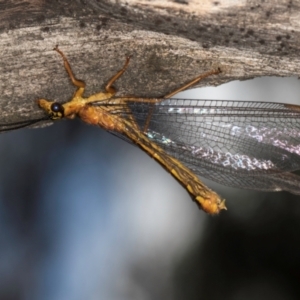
[
  {"x1": 38, "y1": 46, "x2": 225, "y2": 214},
  {"x1": 14, "y1": 46, "x2": 300, "y2": 214}
]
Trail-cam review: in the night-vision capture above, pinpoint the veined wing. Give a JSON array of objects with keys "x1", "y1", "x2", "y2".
[{"x1": 108, "y1": 99, "x2": 300, "y2": 193}]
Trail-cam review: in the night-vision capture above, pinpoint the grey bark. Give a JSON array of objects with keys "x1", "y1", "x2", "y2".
[{"x1": 0, "y1": 0, "x2": 299, "y2": 126}]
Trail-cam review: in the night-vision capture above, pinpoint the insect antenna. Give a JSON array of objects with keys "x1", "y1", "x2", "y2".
[{"x1": 0, "y1": 116, "x2": 50, "y2": 132}]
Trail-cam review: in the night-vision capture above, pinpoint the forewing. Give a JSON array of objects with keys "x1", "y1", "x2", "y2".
[{"x1": 127, "y1": 99, "x2": 300, "y2": 192}]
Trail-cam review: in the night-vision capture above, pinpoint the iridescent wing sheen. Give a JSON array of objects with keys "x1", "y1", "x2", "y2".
[{"x1": 105, "y1": 99, "x2": 300, "y2": 194}]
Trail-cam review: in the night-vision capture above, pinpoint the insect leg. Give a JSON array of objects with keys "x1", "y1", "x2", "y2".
[
  {"x1": 143, "y1": 68, "x2": 221, "y2": 131},
  {"x1": 163, "y1": 68, "x2": 221, "y2": 99},
  {"x1": 121, "y1": 68, "x2": 221, "y2": 132},
  {"x1": 119, "y1": 67, "x2": 221, "y2": 104},
  {"x1": 53, "y1": 46, "x2": 85, "y2": 97},
  {"x1": 105, "y1": 56, "x2": 131, "y2": 94},
  {"x1": 86, "y1": 56, "x2": 131, "y2": 103}
]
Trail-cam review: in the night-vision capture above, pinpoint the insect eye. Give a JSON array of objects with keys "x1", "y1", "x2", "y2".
[
  {"x1": 50, "y1": 102, "x2": 64, "y2": 120},
  {"x1": 50, "y1": 102, "x2": 64, "y2": 119},
  {"x1": 51, "y1": 102, "x2": 63, "y2": 113}
]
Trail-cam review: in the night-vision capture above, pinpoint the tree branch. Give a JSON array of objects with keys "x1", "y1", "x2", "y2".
[{"x1": 1, "y1": 0, "x2": 299, "y2": 126}]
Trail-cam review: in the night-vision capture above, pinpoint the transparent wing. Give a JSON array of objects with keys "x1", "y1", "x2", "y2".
[{"x1": 116, "y1": 99, "x2": 300, "y2": 193}]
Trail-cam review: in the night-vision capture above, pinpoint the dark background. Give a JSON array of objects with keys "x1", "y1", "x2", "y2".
[{"x1": 1, "y1": 77, "x2": 300, "y2": 300}]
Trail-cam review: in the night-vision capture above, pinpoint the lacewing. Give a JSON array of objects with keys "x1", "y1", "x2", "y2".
[{"x1": 3, "y1": 47, "x2": 300, "y2": 214}]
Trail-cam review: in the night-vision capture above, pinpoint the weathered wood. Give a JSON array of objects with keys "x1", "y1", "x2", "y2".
[{"x1": 0, "y1": 0, "x2": 299, "y2": 125}]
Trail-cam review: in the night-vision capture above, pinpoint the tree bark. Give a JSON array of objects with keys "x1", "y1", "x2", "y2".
[{"x1": 0, "y1": 0, "x2": 299, "y2": 126}]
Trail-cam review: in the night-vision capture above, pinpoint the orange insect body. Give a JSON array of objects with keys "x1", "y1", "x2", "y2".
[{"x1": 38, "y1": 46, "x2": 226, "y2": 215}]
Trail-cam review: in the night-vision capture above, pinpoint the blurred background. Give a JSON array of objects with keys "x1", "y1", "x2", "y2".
[{"x1": 1, "y1": 76, "x2": 300, "y2": 300}]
